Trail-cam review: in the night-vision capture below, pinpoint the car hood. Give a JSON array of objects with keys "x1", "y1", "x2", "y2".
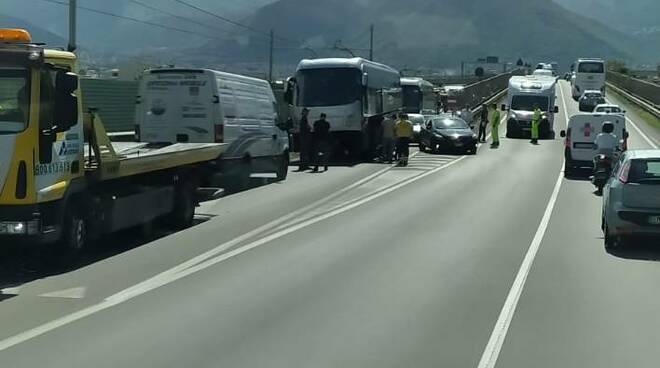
[{"x1": 435, "y1": 129, "x2": 473, "y2": 137}]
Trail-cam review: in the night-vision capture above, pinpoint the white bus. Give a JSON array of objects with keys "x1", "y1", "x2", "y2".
[
  {"x1": 400, "y1": 77, "x2": 436, "y2": 114},
  {"x1": 285, "y1": 57, "x2": 402, "y2": 158},
  {"x1": 571, "y1": 58, "x2": 606, "y2": 100}
]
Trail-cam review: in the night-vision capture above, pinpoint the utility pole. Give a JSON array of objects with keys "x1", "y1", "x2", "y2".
[
  {"x1": 68, "y1": 0, "x2": 77, "y2": 52},
  {"x1": 369, "y1": 24, "x2": 374, "y2": 61},
  {"x1": 268, "y1": 29, "x2": 274, "y2": 82}
]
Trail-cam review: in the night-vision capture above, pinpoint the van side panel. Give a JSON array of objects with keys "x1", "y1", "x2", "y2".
[{"x1": 217, "y1": 74, "x2": 283, "y2": 160}]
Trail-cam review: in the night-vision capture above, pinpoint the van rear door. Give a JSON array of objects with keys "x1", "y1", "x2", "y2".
[{"x1": 138, "y1": 70, "x2": 214, "y2": 143}]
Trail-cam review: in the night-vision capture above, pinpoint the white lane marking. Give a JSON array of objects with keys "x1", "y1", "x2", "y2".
[
  {"x1": 0, "y1": 287, "x2": 21, "y2": 295},
  {"x1": 0, "y1": 156, "x2": 467, "y2": 351},
  {"x1": 39, "y1": 287, "x2": 86, "y2": 299},
  {"x1": 477, "y1": 164, "x2": 565, "y2": 368},
  {"x1": 604, "y1": 95, "x2": 658, "y2": 149},
  {"x1": 624, "y1": 116, "x2": 658, "y2": 149},
  {"x1": 558, "y1": 81, "x2": 571, "y2": 125}
]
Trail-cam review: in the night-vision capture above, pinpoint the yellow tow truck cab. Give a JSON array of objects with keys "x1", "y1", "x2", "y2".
[{"x1": 0, "y1": 29, "x2": 226, "y2": 250}]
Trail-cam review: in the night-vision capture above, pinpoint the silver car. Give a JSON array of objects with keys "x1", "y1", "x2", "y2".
[{"x1": 602, "y1": 150, "x2": 660, "y2": 249}]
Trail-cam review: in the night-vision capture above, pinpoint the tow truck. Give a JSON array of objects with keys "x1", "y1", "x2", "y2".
[{"x1": 0, "y1": 29, "x2": 226, "y2": 251}]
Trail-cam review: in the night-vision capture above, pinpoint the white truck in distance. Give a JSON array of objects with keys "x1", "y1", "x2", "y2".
[
  {"x1": 503, "y1": 76, "x2": 559, "y2": 139},
  {"x1": 285, "y1": 57, "x2": 402, "y2": 158},
  {"x1": 135, "y1": 68, "x2": 290, "y2": 190},
  {"x1": 571, "y1": 58, "x2": 606, "y2": 100}
]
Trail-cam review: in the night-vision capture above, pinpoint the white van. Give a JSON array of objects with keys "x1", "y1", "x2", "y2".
[
  {"x1": 560, "y1": 113, "x2": 628, "y2": 175},
  {"x1": 135, "y1": 68, "x2": 290, "y2": 188},
  {"x1": 571, "y1": 58, "x2": 606, "y2": 100}
]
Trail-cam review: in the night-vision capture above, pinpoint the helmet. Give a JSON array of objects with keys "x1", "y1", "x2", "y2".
[{"x1": 602, "y1": 121, "x2": 614, "y2": 134}]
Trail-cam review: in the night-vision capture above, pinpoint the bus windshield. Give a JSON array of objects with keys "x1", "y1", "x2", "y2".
[
  {"x1": 578, "y1": 62, "x2": 604, "y2": 73},
  {"x1": 296, "y1": 68, "x2": 361, "y2": 107},
  {"x1": 402, "y1": 85, "x2": 422, "y2": 113},
  {"x1": 511, "y1": 95, "x2": 549, "y2": 111},
  {"x1": 0, "y1": 68, "x2": 30, "y2": 134}
]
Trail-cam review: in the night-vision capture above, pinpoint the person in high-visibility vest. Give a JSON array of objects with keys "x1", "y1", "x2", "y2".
[
  {"x1": 490, "y1": 103, "x2": 501, "y2": 147},
  {"x1": 395, "y1": 113, "x2": 414, "y2": 166},
  {"x1": 530, "y1": 103, "x2": 541, "y2": 145}
]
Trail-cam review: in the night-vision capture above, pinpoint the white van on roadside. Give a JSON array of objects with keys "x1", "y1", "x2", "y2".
[
  {"x1": 135, "y1": 68, "x2": 290, "y2": 189},
  {"x1": 560, "y1": 113, "x2": 628, "y2": 176}
]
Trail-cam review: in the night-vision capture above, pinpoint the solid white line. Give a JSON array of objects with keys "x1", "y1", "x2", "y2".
[
  {"x1": 476, "y1": 165, "x2": 564, "y2": 368},
  {"x1": 603, "y1": 95, "x2": 658, "y2": 149},
  {"x1": 624, "y1": 116, "x2": 659, "y2": 149},
  {"x1": 0, "y1": 155, "x2": 466, "y2": 352}
]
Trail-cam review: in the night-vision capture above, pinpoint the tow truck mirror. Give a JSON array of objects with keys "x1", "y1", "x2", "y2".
[
  {"x1": 623, "y1": 131, "x2": 629, "y2": 139},
  {"x1": 560, "y1": 130, "x2": 566, "y2": 138},
  {"x1": 53, "y1": 71, "x2": 79, "y2": 132},
  {"x1": 554, "y1": 106, "x2": 559, "y2": 113},
  {"x1": 501, "y1": 104, "x2": 506, "y2": 111},
  {"x1": 362, "y1": 73, "x2": 368, "y2": 86}
]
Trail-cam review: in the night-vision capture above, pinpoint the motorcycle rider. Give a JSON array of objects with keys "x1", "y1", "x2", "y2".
[{"x1": 593, "y1": 121, "x2": 619, "y2": 157}]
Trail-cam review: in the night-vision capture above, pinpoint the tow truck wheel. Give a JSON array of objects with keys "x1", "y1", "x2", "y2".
[
  {"x1": 63, "y1": 207, "x2": 87, "y2": 253},
  {"x1": 168, "y1": 184, "x2": 196, "y2": 229},
  {"x1": 276, "y1": 152, "x2": 289, "y2": 181}
]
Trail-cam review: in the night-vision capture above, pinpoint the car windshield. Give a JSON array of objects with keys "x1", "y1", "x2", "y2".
[
  {"x1": 433, "y1": 117, "x2": 468, "y2": 129},
  {"x1": 511, "y1": 95, "x2": 549, "y2": 111},
  {"x1": 628, "y1": 159, "x2": 660, "y2": 183},
  {"x1": 0, "y1": 68, "x2": 30, "y2": 134},
  {"x1": 402, "y1": 85, "x2": 422, "y2": 113},
  {"x1": 578, "y1": 62, "x2": 604, "y2": 73},
  {"x1": 597, "y1": 106, "x2": 620, "y2": 113},
  {"x1": 296, "y1": 68, "x2": 361, "y2": 107}
]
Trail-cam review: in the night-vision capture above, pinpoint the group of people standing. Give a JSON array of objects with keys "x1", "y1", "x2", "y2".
[
  {"x1": 297, "y1": 108, "x2": 331, "y2": 173},
  {"x1": 476, "y1": 103, "x2": 502, "y2": 148}
]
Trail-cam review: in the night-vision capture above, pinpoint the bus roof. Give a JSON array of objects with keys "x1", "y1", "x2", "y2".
[
  {"x1": 576, "y1": 58, "x2": 604, "y2": 63},
  {"x1": 297, "y1": 57, "x2": 399, "y2": 74}
]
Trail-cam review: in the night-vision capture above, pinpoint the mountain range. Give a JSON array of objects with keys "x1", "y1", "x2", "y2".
[{"x1": 1, "y1": 0, "x2": 658, "y2": 71}]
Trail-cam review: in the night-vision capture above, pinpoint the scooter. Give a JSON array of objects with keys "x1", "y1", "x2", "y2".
[{"x1": 591, "y1": 154, "x2": 613, "y2": 194}]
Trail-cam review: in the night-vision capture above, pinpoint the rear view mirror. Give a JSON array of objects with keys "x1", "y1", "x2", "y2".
[
  {"x1": 554, "y1": 106, "x2": 559, "y2": 113},
  {"x1": 362, "y1": 73, "x2": 368, "y2": 86},
  {"x1": 54, "y1": 71, "x2": 79, "y2": 132},
  {"x1": 623, "y1": 131, "x2": 629, "y2": 139},
  {"x1": 501, "y1": 104, "x2": 506, "y2": 111},
  {"x1": 560, "y1": 130, "x2": 566, "y2": 138}
]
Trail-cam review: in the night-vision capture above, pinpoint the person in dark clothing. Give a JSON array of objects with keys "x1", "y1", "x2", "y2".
[
  {"x1": 478, "y1": 103, "x2": 488, "y2": 142},
  {"x1": 313, "y1": 113, "x2": 331, "y2": 172},
  {"x1": 297, "y1": 108, "x2": 312, "y2": 171}
]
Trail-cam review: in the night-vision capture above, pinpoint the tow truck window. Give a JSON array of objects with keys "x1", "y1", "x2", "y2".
[
  {"x1": 0, "y1": 68, "x2": 30, "y2": 134},
  {"x1": 511, "y1": 96, "x2": 549, "y2": 111},
  {"x1": 578, "y1": 62, "x2": 604, "y2": 73},
  {"x1": 39, "y1": 69, "x2": 56, "y2": 131}
]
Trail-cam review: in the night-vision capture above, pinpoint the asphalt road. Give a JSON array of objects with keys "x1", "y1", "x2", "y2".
[{"x1": 0, "y1": 81, "x2": 659, "y2": 367}]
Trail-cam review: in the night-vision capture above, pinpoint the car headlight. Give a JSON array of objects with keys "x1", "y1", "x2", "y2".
[{"x1": 1, "y1": 222, "x2": 26, "y2": 235}]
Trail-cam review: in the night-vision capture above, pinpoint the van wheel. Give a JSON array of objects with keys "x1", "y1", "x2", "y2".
[
  {"x1": 167, "y1": 184, "x2": 196, "y2": 229},
  {"x1": 63, "y1": 206, "x2": 87, "y2": 253},
  {"x1": 276, "y1": 152, "x2": 289, "y2": 181}
]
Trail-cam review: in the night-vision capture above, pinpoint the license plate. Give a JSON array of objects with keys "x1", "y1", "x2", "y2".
[
  {"x1": 649, "y1": 216, "x2": 660, "y2": 225},
  {"x1": 574, "y1": 142, "x2": 595, "y2": 149}
]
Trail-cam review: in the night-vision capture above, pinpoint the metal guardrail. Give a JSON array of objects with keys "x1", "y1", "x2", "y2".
[
  {"x1": 607, "y1": 82, "x2": 660, "y2": 119},
  {"x1": 607, "y1": 72, "x2": 660, "y2": 106},
  {"x1": 457, "y1": 69, "x2": 523, "y2": 111}
]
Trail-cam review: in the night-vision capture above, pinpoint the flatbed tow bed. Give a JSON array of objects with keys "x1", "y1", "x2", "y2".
[{"x1": 0, "y1": 29, "x2": 227, "y2": 251}]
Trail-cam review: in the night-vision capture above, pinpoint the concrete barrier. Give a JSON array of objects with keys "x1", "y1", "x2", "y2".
[{"x1": 607, "y1": 72, "x2": 660, "y2": 106}]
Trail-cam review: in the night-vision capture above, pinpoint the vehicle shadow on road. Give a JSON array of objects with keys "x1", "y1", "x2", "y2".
[
  {"x1": 563, "y1": 168, "x2": 593, "y2": 182},
  {"x1": 606, "y1": 237, "x2": 660, "y2": 262},
  {"x1": 0, "y1": 217, "x2": 213, "y2": 298}
]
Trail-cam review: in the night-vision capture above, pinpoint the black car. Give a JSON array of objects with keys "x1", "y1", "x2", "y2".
[
  {"x1": 578, "y1": 90, "x2": 606, "y2": 112},
  {"x1": 419, "y1": 116, "x2": 478, "y2": 154}
]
